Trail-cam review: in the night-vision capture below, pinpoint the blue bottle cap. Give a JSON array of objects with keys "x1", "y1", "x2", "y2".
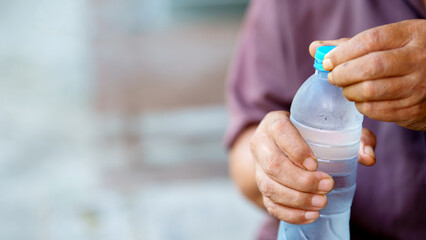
[{"x1": 314, "y1": 46, "x2": 336, "y2": 72}]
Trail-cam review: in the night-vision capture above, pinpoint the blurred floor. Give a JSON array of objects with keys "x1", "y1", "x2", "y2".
[{"x1": 0, "y1": 0, "x2": 265, "y2": 239}]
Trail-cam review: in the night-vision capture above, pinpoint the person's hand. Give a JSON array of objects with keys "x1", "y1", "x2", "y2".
[
  {"x1": 250, "y1": 111, "x2": 376, "y2": 224},
  {"x1": 309, "y1": 19, "x2": 426, "y2": 131}
]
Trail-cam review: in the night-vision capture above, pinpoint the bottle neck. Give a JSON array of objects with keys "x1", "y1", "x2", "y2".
[{"x1": 315, "y1": 69, "x2": 329, "y2": 79}]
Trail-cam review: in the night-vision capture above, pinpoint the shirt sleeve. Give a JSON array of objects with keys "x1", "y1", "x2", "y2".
[{"x1": 224, "y1": 0, "x2": 297, "y2": 148}]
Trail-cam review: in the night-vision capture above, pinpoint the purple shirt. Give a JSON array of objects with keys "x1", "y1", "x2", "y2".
[{"x1": 225, "y1": 0, "x2": 426, "y2": 239}]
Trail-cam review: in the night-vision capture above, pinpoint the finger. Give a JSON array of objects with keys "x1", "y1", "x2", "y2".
[
  {"x1": 342, "y1": 76, "x2": 413, "y2": 102},
  {"x1": 253, "y1": 133, "x2": 333, "y2": 194},
  {"x1": 263, "y1": 197, "x2": 319, "y2": 224},
  {"x1": 323, "y1": 20, "x2": 414, "y2": 71},
  {"x1": 266, "y1": 111, "x2": 317, "y2": 171},
  {"x1": 256, "y1": 167, "x2": 327, "y2": 210},
  {"x1": 329, "y1": 48, "x2": 415, "y2": 87},
  {"x1": 309, "y1": 38, "x2": 350, "y2": 58},
  {"x1": 355, "y1": 99, "x2": 426, "y2": 123},
  {"x1": 358, "y1": 128, "x2": 376, "y2": 166}
]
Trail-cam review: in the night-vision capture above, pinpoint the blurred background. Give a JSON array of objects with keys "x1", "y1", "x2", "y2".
[{"x1": 0, "y1": 0, "x2": 266, "y2": 239}]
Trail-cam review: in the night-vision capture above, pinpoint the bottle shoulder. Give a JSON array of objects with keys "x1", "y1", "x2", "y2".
[{"x1": 290, "y1": 74, "x2": 363, "y2": 131}]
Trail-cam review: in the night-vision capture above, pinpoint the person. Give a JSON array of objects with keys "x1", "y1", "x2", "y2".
[{"x1": 225, "y1": 0, "x2": 426, "y2": 239}]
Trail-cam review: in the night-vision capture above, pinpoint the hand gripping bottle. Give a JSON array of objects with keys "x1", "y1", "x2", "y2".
[{"x1": 277, "y1": 46, "x2": 363, "y2": 240}]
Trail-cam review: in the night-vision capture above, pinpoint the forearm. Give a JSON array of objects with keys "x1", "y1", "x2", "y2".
[{"x1": 229, "y1": 125, "x2": 265, "y2": 209}]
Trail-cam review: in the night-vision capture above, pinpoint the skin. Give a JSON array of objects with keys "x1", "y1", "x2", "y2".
[
  {"x1": 230, "y1": 116, "x2": 376, "y2": 224},
  {"x1": 310, "y1": 20, "x2": 426, "y2": 131},
  {"x1": 230, "y1": 19, "x2": 425, "y2": 225}
]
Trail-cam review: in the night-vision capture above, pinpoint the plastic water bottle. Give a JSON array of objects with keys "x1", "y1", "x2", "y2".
[{"x1": 277, "y1": 46, "x2": 364, "y2": 240}]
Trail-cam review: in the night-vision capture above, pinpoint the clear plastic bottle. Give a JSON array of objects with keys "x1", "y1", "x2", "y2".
[{"x1": 277, "y1": 46, "x2": 364, "y2": 240}]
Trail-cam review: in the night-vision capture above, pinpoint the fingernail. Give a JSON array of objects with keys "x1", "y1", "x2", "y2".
[
  {"x1": 303, "y1": 158, "x2": 317, "y2": 171},
  {"x1": 327, "y1": 72, "x2": 335, "y2": 85},
  {"x1": 318, "y1": 179, "x2": 334, "y2": 192},
  {"x1": 323, "y1": 58, "x2": 333, "y2": 70},
  {"x1": 305, "y1": 211, "x2": 319, "y2": 220},
  {"x1": 364, "y1": 145, "x2": 375, "y2": 159},
  {"x1": 311, "y1": 195, "x2": 326, "y2": 208}
]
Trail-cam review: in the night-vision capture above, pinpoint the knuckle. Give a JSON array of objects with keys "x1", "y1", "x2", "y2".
[
  {"x1": 338, "y1": 37, "x2": 350, "y2": 42},
  {"x1": 264, "y1": 198, "x2": 278, "y2": 217},
  {"x1": 290, "y1": 145, "x2": 306, "y2": 159},
  {"x1": 249, "y1": 135, "x2": 258, "y2": 154},
  {"x1": 266, "y1": 111, "x2": 288, "y2": 121},
  {"x1": 249, "y1": 135, "x2": 265, "y2": 160},
  {"x1": 270, "y1": 119, "x2": 285, "y2": 134},
  {"x1": 360, "y1": 81, "x2": 375, "y2": 99},
  {"x1": 258, "y1": 179, "x2": 275, "y2": 198},
  {"x1": 369, "y1": 53, "x2": 385, "y2": 76},
  {"x1": 363, "y1": 28, "x2": 381, "y2": 50},
  {"x1": 285, "y1": 146, "x2": 308, "y2": 165},
  {"x1": 408, "y1": 102, "x2": 425, "y2": 119},
  {"x1": 263, "y1": 156, "x2": 281, "y2": 178},
  {"x1": 414, "y1": 73, "x2": 426, "y2": 93},
  {"x1": 401, "y1": 94, "x2": 421, "y2": 108},
  {"x1": 265, "y1": 111, "x2": 277, "y2": 121},
  {"x1": 270, "y1": 117, "x2": 290, "y2": 135},
  {"x1": 290, "y1": 192, "x2": 307, "y2": 208},
  {"x1": 405, "y1": 48, "x2": 419, "y2": 69},
  {"x1": 299, "y1": 173, "x2": 315, "y2": 190},
  {"x1": 356, "y1": 102, "x2": 373, "y2": 116}
]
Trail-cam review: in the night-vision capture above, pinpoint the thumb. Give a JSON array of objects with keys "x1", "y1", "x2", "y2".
[
  {"x1": 309, "y1": 38, "x2": 350, "y2": 58},
  {"x1": 358, "y1": 128, "x2": 377, "y2": 166}
]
